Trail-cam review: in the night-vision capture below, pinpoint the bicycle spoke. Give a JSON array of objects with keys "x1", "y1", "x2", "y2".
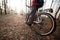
[{"x1": 32, "y1": 13, "x2": 55, "y2": 35}]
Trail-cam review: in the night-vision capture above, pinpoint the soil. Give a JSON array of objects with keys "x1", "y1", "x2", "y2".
[{"x1": 0, "y1": 14, "x2": 60, "y2": 40}]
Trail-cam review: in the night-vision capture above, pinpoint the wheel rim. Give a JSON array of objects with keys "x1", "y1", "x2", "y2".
[{"x1": 32, "y1": 14, "x2": 54, "y2": 35}]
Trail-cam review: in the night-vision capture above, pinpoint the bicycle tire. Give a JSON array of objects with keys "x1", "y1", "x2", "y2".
[{"x1": 32, "y1": 13, "x2": 56, "y2": 35}]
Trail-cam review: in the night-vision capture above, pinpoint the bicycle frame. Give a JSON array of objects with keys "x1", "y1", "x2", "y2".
[
  {"x1": 38, "y1": 6, "x2": 60, "y2": 19},
  {"x1": 55, "y1": 7, "x2": 60, "y2": 19}
]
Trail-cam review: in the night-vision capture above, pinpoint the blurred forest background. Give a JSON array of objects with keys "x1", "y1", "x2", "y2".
[
  {"x1": 0, "y1": 0, "x2": 60, "y2": 18},
  {"x1": 0, "y1": 0, "x2": 60, "y2": 15}
]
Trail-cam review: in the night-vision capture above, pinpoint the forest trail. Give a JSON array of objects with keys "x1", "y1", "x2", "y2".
[{"x1": 0, "y1": 15, "x2": 60, "y2": 40}]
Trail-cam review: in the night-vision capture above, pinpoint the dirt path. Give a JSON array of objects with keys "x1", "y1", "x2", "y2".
[{"x1": 0, "y1": 15, "x2": 60, "y2": 40}]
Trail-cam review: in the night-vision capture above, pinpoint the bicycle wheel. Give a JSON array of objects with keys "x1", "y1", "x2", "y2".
[{"x1": 32, "y1": 13, "x2": 56, "y2": 35}]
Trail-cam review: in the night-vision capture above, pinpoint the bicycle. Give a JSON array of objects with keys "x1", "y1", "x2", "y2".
[{"x1": 25, "y1": 5, "x2": 60, "y2": 35}]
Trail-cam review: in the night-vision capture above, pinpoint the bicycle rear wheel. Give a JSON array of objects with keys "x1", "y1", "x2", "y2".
[{"x1": 32, "y1": 13, "x2": 56, "y2": 35}]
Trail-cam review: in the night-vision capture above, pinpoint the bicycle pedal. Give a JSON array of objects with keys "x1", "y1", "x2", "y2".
[{"x1": 33, "y1": 21, "x2": 41, "y2": 24}]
